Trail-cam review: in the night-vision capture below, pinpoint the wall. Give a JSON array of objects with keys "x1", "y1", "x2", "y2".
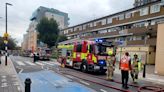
[{"x1": 155, "y1": 23, "x2": 164, "y2": 75}]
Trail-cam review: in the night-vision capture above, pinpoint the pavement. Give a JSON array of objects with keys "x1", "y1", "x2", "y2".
[
  {"x1": 0, "y1": 56, "x2": 23, "y2": 92},
  {"x1": 114, "y1": 62, "x2": 164, "y2": 85}
]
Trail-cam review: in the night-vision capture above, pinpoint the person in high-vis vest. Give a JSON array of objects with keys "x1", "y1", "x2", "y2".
[
  {"x1": 119, "y1": 52, "x2": 131, "y2": 89},
  {"x1": 106, "y1": 53, "x2": 116, "y2": 81},
  {"x1": 130, "y1": 54, "x2": 143, "y2": 83}
]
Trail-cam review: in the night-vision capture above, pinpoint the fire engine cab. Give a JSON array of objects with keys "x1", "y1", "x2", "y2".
[{"x1": 58, "y1": 39, "x2": 113, "y2": 73}]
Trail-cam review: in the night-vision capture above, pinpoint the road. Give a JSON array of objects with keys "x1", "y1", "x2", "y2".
[{"x1": 10, "y1": 56, "x2": 164, "y2": 92}]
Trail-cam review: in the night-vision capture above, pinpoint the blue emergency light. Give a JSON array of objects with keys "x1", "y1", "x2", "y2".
[{"x1": 95, "y1": 38, "x2": 105, "y2": 43}]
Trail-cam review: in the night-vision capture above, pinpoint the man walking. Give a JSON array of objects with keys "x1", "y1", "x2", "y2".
[{"x1": 119, "y1": 52, "x2": 131, "y2": 89}]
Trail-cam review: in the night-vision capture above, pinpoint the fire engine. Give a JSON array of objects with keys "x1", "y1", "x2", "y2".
[{"x1": 57, "y1": 39, "x2": 114, "y2": 73}]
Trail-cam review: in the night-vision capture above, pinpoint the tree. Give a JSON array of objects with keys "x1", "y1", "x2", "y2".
[
  {"x1": 58, "y1": 35, "x2": 67, "y2": 42},
  {"x1": 36, "y1": 17, "x2": 60, "y2": 48},
  {"x1": 0, "y1": 36, "x2": 17, "y2": 50}
]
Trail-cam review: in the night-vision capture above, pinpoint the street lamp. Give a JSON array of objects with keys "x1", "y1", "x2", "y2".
[{"x1": 5, "y1": 3, "x2": 12, "y2": 66}]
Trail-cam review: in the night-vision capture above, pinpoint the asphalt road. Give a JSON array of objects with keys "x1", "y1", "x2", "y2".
[{"x1": 10, "y1": 56, "x2": 164, "y2": 92}]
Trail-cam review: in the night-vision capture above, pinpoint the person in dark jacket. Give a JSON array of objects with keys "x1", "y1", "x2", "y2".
[{"x1": 33, "y1": 53, "x2": 37, "y2": 63}]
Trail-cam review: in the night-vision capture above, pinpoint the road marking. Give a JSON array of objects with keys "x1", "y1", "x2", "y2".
[
  {"x1": 100, "y1": 89, "x2": 107, "y2": 92},
  {"x1": 16, "y1": 61, "x2": 25, "y2": 66},
  {"x1": 42, "y1": 62, "x2": 54, "y2": 65},
  {"x1": 65, "y1": 75, "x2": 75, "y2": 79},
  {"x1": 24, "y1": 61, "x2": 36, "y2": 66},
  {"x1": 36, "y1": 62, "x2": 44, "y2": 66},
  {"x1": 19, "y1": 68, "x2": 23, "y2": 74},
  {"x1": 17, "y1": 86, "x2": 21, "y2": 91},
  {"x1": 1, "y1": 76, "x2": 6, "y2": 78},
  {"x1": 1, "y1": 83, "x2": 8, "y2": 87},
  {"x1": 13, "y1": 82, "x2": 19, "y2": 86},
  {"x1": 79, "y1": 80, "x2": 90, "y2": 85},
  {"x1": 50, "y1": 62, "x2": 61, "y2": 65},
  {"x1": 1, "y1": 79, "x2": 7, "y2": 82}
]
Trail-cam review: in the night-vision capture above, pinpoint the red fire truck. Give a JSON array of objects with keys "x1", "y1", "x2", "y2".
[{"x1": 58, "y1": 39, "x2": 114, "y2": 73}]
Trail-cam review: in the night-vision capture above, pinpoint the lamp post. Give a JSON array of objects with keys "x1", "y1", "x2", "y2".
[{"x1": 5, "y1": 3, "x2": 12, "y2": 66}]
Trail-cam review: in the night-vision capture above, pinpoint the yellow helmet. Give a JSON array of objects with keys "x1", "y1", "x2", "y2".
[{"x1": 108, "y1": 50, "x2": 113, "y2": 56}]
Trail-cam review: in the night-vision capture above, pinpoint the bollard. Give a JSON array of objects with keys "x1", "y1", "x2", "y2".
[
  {"x1": 24, "y1": 78, "x2": 32, "y2": 92},
  {"x1": 143, "y1": 64, "x2": 146, "y2": 78}
]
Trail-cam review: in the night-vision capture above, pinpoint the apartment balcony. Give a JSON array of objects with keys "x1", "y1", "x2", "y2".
[
  {"x1": 127, "y1": 25, "x2": 157, "y2": 35},
  {"x1": 127, "y1": 38, "x2": 156, "y2": 46}
]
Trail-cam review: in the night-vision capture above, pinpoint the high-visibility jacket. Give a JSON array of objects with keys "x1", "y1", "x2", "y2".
[
  {"x1": 120, "y1": 56, "x2": 131, "y2": 71},
  {"x1": 132, "y1": 58, "x2": 143, "y2": 71}
]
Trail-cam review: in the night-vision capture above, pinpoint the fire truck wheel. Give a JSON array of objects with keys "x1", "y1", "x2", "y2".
[{"x1": 81, "y1": 63, "x2": 88, "y2": 73}]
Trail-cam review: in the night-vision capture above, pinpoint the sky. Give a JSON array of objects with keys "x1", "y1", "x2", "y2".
[{"x1": 0, "y1": 0, "x2": 134, "y2": 46}]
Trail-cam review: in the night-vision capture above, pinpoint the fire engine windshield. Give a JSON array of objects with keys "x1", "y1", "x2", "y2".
[{"x1": 95, "y1": 44, "x2": 107, "y2": 55}]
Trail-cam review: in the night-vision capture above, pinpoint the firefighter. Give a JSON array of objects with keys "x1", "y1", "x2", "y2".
[
  {"x1": 131, "y1": 54, "x2": 143, "y2": 83},
  {"x1": 119, "y1": 52, "x2": 131, "y2": 89},
  {"x1": 106, "y1": 52, "x2": 116, "y2": 81}
]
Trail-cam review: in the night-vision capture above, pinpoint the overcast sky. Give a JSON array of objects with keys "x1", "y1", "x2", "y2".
[{"x1": 0, "y1": 0, "x2": 134, "y2": 46}]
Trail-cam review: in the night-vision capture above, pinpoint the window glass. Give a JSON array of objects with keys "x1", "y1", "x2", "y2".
[
  {"x1": 140, "y1": 7, "x2": 149, "y2": 16},
  {"x1": 76, "y1": 44, "x2": 82, "y2": 52},
  {"x1": 125, "y1": 12, "x2": 131, "y2": 19},
  {"x1": 118, "y1": 14, "x2": 124, "y2": 20},
  {"x1": 107, "y1": 17, "x2": 112, "y2": 24},
  {"x1": 150, "y1": 4, "x2": 160, "y2": 14}
]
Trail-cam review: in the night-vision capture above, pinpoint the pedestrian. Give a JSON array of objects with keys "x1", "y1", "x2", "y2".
[
  {"x1": 33, "y1": 53, "x2": 37, "y2": 63},
  {"x1": 106, "y1": 53, "x2": 116, "y2": 81},
  {"x1": 119, "y1": 52, "x2": 131, "y2": 89},
  {"x1": 0, "y1": 51, "x2": 2, "y2": 64},
  {"x1": 130, "y1": 54, "x2": 143, "y2": 83}
]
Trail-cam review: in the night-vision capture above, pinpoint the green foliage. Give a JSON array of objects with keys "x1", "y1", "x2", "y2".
[
  {"x1": 58, "y1": 35, "x2": 67, "y2": 42},
  {"x1": 37, "y1": 17, "x2": 60, "y2": 48},
  {"x1": 0, "y1": 37, "x2": 17, "y2": 50}
]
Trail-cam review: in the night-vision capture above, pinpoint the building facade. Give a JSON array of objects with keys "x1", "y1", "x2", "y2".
[
  {"x1": 60, "y1": 0, "x2": 164, "y2": 75},
  {"x1": 22, "y1": 6, "x2": 69, "y2": 51}
]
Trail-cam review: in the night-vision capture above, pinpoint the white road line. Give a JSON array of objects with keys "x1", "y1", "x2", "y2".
[
  {"x1": 35, "y1": 62, "x2": 44, "y2": 66},
  {"x1": 24, "y1": 61, "x2": 36, "y2": 66},
  {"x1": 1, "y1": 76, "x2": 6, "y2": 78},
  {"x1": 79, "y1": 80, "x2": 90, "y2": 85},
  {"x1": 16, "y1": 61, "x2": 25, "y2": 66},
  {"x1": 1, "y1": 83, "x2": 8, "y2": 87},
  {"x1": 50, "y1": 62, "x2": 61, "y2": 65},
  {"x1": 17, "y1": 86, "x2": 21, "y2": 91},
  {"x1": 42, "y1": 62, "x2": 54, "y2": 66},
  {"x1": 19, "y1": 68, "x2": 23, "y2": 74},
  {"x1": 100, "y1": 89, "x2": 107, "y2": 92},
  {"x1": 1, "y1": 79, "x2": 7, "y2": 82},
  {"x1": 13, "y1": 82, "x2": 19, "y2": 86},
  {"x1": 65, "y1": 75, "x2": 75, "y2": 79}
]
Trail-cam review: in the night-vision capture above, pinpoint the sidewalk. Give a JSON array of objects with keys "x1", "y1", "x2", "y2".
[
  {"x1": 0, "y1": 56, "x2": 23, "y2": 92},
  {"x1": 114, "y1": 62, "x2": 164, "y2": 85}
]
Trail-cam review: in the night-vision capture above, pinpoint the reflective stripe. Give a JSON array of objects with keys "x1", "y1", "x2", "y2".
[
  {"x1": 92, "y1": 54, "x2": 97, "y2": 63},
  {"x1": 73, "y1": 52, "x2": 76, "y2": 58}
]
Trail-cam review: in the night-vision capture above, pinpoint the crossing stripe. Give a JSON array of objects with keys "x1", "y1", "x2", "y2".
[
  {"x1": 50, "y1": 62, "x2": 61, "y2": 66},
  {"x1": 24, "y1": 61, "x2": 36, "y2": 66},
  {"x1": 16, "y1": 61, "x2": 25, "y2": 66},
  {"x1": 35, "y1": 62, "x2": 44, "y2": 66},
  {"x1": 41, "y1": 62, "x2": 54, "y2": 66}
]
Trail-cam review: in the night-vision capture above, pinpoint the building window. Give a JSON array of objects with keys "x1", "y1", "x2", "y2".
[
  {"x1": 140, "y1": 7, "x2": 149, "y2": 16},
  {"x1": 101, "y1": 19, "x2": 106, "y2": 25},
  {"x1": 107, "y1": 18, "x2": 112, "y2": 24},
  {"x1": 99, "y1": 30, "x2": 107, "y2": 34},
  {"x1": 150, "y1": 4, "x2": 160, "y2": 14},
  {"x1": 118, "y1": 14, "x2": 124, "y2": 20},
  {"x1": 125, "y1": 12, "x2": 131, "y2": 19}
]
